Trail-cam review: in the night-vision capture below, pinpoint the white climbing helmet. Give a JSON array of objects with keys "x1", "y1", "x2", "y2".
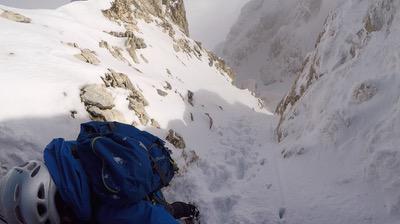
[{"x1": 0, "y1": 160, "x2": 60, "y2": 224}]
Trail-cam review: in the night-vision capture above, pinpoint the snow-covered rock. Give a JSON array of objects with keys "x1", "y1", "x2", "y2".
[
  {"x1": 0, "y1": 9, "x2": 31, "y2": 23},
  {"x1": 0, "y1": 1, "x2": 271, "y2": 223},
  {"x1": 166, "y1": 129, "x2": 186, "y2": 149},
  {"x1": 277, "y1": 0, "x2": 400, "y2": 218},
  {"x1": 80, "y1": 84, "x2": 115, "y2": 110},
  {"x1": 75, "y1": 48, "x2": 101, "y2": 65},
  {"x1": 2, "y1": 0, "x2": 399, "y2": 223},
  {"x1": 218, "y1": 0, "x2": 344, "y2": 109},
  {"x1": 102, "y1": 0, "x2": 189, "y2": 36}
]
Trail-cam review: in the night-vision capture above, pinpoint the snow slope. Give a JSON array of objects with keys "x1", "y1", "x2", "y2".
[
  {"x1": 1, "y1": 0, "x2": 400, "y2": 224},
  {"x1": 218, "y1": 0, "x2": 344, "y2": 110},
  {"x1": 0, "y1": 1, "x2": 276, "y2": 223},
  {"x1": 276, "y1": 0, "x2": 400, "y2": 223}
]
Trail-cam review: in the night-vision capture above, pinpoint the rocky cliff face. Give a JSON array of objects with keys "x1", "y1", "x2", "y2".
[
  {"x1": 71, "y1": 0, "x2": 234, "y2": 123},
  {"x1": 2, "y1": 1, "x2": 400, "y2": 222},
  {"x1": 0, "y1": 0, "x2": 239, "y2": 163},
  {"x1": 0, "y1": 1, "x2": 267, "y2": 223},
  {"x1": 276, "y1": 0, "x2": 400, "y2": 214},
  {"x1": 100, "y1": 0, "x2": 233, "y2": 81},
  {"x1": 163, "y1": 0, "x2": 189, "y2": 36},
  {"x1": 218, "y1": 0, "x2": 343, "y2": 108},
  {"x1": 102, "y1": 0, "x2": 189, "y2": 35},
  {"x1": 276, "y1": 0, "x2": 398, "y2": 141}
]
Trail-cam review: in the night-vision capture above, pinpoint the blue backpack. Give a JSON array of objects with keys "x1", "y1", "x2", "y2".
[{"x1": 75, "y1": 121, "x2": 178, "y2": 206}]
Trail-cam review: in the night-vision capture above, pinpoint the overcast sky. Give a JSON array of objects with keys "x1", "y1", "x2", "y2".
[
  {"x1": 0, "y1": 0, "x2": 68, "y2": 9},
  {"x1": 183, "y1": 0, "x2": 250, "y2": 49},
  {"x1": 0, "y1": 0, "x2": 249, "y2": 49}
]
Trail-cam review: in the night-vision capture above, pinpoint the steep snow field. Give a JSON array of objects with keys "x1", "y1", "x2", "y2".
[
  {"x1": 275, "y1": 0, "x2": 400, "y2": 223},
  {"x1": 0, "y1": 1, "x2": 277, "y2": 223},
  {"x1": 1, "y1": 0, "x2": 400, "y2": 224}
]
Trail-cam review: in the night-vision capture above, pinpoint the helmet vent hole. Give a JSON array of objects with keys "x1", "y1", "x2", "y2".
[
  {"x1": 37, "y1": 203, "x2": 47, "y2": 217},
  {"x1": 14, "y1": 184, "x2": 20, "y2": 201},
  {"x1": 15, "y1": 168, "x2": 23, "y2": 174},
  {"x1": 37, "y1": 183, "x2": 45, "y2": 199},
  {"x1": 27, "y1": 162, "x2": 37, "y2": 171},
  {"x1": 15, "y1": 206, "x2": 25, "y2": 224},
  {"x1": 31, "y1": 165, "x2": 41, "y2": 178}
]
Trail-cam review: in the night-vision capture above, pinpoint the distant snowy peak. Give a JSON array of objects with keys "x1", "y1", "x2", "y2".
[
  {"x1": 218, "y1": 0, "x2": 343, "y2": 108},
  {"x1": 221, "y1": 0, "x2": 326, "y2": 78}
]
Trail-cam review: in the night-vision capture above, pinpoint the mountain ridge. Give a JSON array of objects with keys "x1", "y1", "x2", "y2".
[{"x1": 0, "y1": 1, "x2": 272, "y2": 223}]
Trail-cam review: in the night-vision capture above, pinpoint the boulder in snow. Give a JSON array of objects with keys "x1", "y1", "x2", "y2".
[
  {"x1": 87, "y1": 106, "x2": 126, "y2": 122},
  {"x1": 163, "y1": 81, "x2": 172, "y2": 90},
  {"x1": 80, "y1": 84, "x2": 115, "y2": 109},
  {"x1": 157, "y1": 89, "x2": 168, "y2": 96},
  {"x1": 166, "y1": 129, "x2": 186, "y2": 149},
  {"x1": 74, "y1": 49, "x2": 100, "y2": 65},
  {"x1": 128, "y1": 99, "x2": 149, "y2": 125},
  {"x1": 102, "y1": 69, "x2": 135, "y2": 90},
  {"x1": 352, "y1": 82, "x2": 377, "y2": 104},
  {"x1": 0, "y1": 9, "x2": 31, "y2": 23},
  {"x1": 187, "y1": 90, "x2": 194, "y2": 106},
  {"x1": 150, "y1": 118, "x2": 160, "y2": 129},
  {"x1": 102, "y1": 69, "x2": 150, "y2": 125}
]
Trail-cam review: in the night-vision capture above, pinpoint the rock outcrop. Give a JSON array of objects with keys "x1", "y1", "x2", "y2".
[
  {"x1": 218, "y1": 0, "x2": 343, "y2": 107},
  {"x1": 163, "y1": 0, "x2": 189, "y2": 36},
  {"x1": 99, "y1": 40, "x2": 128, "y2": 62},
  {"x1": 102, "y1": 69, "x2": 150, "y2": 125},
  {"x1": 157, "y1": 89, "x2": 168, "y2": 96},
  {"x1": 80, "y1": 84, "x2": 126, "y2": 122},
  {"x1": 187, "y1": 90, "x2": 194, "y2": 106},
  {"x1": 163, "y1": 81, "x2": 172, "y2": 90},
  {"x1": 166, "y1": 129, "x2": 186, "y2": 149},
  {"x1": 276, "y1": 0, "x2": 397, "y2": 141},
  {"x1": 74, "y1": 49, "x2": 101, "y2": 65},
  {"x1": 80, "y1": 84, "x2": 115, "y2": 110},
  {"x1": 102, "y1": 0, "x2": 189, "y2": 36},
  {"x1": 150, "y1": 118, "x2": 160, "y2": 129},
  {"x1": 87, "y1": 105, "x2": 126, "y2": 122},
  {"x1": 80, "y1": 68, "x2": 153, "y2": 125},
  {"x1": 273, "y1": 0, "x2": 400, "y2": 215},
  {"x1": 207, "y1": 50, "x2": 235, "y2": 80},
  {"x1": 101, "y1": 0, "x2": 235, "y2": 83},
  {"x1": 125, "y1": 35, "x2": 147, "y2": 63},
  {"x1": 101, "y1": 31, "x2": 147, "y2": 65},
  {"x1": 0, "y1": 9, "x2": 31, "y2": 23}
]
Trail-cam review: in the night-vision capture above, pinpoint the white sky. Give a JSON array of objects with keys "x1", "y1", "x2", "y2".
[
  {"x1": 183, "y1": 0, "x2": 251, "y2": 49},
  {"x1": 0, "y1": 0, "x2": 250, "y2": 49},
  {"x1": 0, "y1": 0, "x2": 69, "y2": 9}
]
